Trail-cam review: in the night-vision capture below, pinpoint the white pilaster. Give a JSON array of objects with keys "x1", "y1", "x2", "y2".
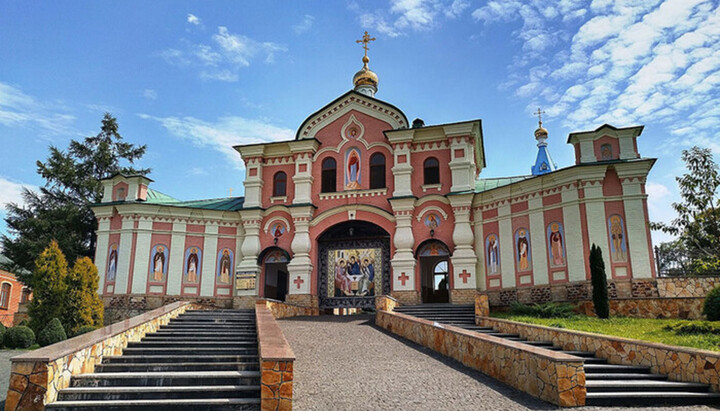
[
  {"x1": 389, "y1": 198, "x2": 415, "y2": 291},
  {"x1": 115, "y1": 217, "x2": 135, "y2": 295},
  {"x1": 292, "y1": 153, "x2": 313, "y2": 204},
  {"x1": 473, "y1": 208, "x2": 485, "y2": 290},
  {"x1": 200, "y1": 223, "x2": 219, "y2": 296},
  {"x1": 579, "y1": 140, "x2": 595, "y2": 163},
  {"x1": 131, "y1": 218, "x2": 153, "y2": 294},
  {"x1": 287, "y1": 206, "x2": 314, "y2": 295},
  {"x1": 561, "y1": 189, "x2": 586, "y2": 282},
  {"x1": 166, "y1": 221, "x2": 186, "y2": 295},
  {"x1": 584, "y1": 183, "x2": 612, "y2": 276},
  {"x1": 528, "y1": 197, "x2": 549, "y2": 285},
  {"x1": 447, "y1": 138, "x2": 476, "y2": 192},
  {"x1": 621, "y1": 180, "x2": 653, "y2": 278},
  {"x1": 95, "y1": 219, "x2": 111, "y2": 294},
  {"x1": 449, "y1": 194, "x2": 477, "y2": 289},
  {"x1": 498, "y1": 204, "x2": 515, "y2": 288},
  {"x1": 237, "y1": 209, "x2": 263, "y2": 278},
  {"x1": 243, "y1": 158, "x2": 264, "y2": 208}
]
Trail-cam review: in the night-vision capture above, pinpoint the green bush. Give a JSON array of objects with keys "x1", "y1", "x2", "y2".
[
  {"x1": 590, "y1": 244, "x2": 610, "y2": 319},
  {"x1": 0, "y1": 324, "x2": 6, "y2": 346},
  {"x1": 509, "y1": 302, "x2": 576, "y2": 318},
  {"x1": 72, "y1": 325, "x2": 98, "y2": 337},
  {"x1": 663, "y1": 321, "x2": 720, "y2": 335},
  {"x1": 37, "y1": 318, "x2": 67, "y2": 347},
  {"x1": 703, "y1": 286, "x2": 720, "y2": 321},
  {"x1": 4, "y1": 326, "x2": 36, "y2": 348}
]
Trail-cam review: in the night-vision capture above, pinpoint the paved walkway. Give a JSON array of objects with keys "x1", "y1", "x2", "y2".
[
  {"x1": 279, "y1": 314, "x2": 717, "y2": 411},
  {"x1": 0, "y1": 349, "x2": 24, "y2": 405}
]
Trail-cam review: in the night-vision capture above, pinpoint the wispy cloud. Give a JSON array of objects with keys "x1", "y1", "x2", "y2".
[
  {"x1": 160, "y1": 26, "x2": 287, "y2": 81},
  {"x1": 143, "y1": 89, "x2": 158, "y2": 100},
  {"x1": 0, "y1": 176, "x2": 36, "y2": 210},
  {"x1": 293, "y1": 15, "x2": 314, "y2": 34},
  {"x1": 353, "y1": 0, "x2": 470, "y2": 37},
  {"x1": 187, "y1": 13, "x2": 201, "y2": 26},
  {"x1": 138, "y1": 114, "x2": 293, "y2": 168},
  {"x1": 0, "y1": 82, "x2": 76, "y2": 136}
]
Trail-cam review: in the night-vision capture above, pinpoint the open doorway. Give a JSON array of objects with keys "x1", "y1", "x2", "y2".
[
  {"x1": 261, "y1": 248, "x2": 290, "y2": 301},
  {"x1": 417, "y1": 241, "x2": 450, "y2": 304}
]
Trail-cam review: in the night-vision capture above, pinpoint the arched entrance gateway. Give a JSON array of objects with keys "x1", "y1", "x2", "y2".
[
  {"x1": 317, "y1": 221, "x2": 391, "y2": 309},
  {"x1": 259, "y1": 247, "x2": 290, "y2": 302},
  {"x1": 416, "y1": 240, "x2": 451, "y2": 304}
]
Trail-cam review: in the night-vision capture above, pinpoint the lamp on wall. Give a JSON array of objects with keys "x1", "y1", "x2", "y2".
[
  {"x1": 349, "y1": 227, "x2": 355, "y2": 237},
  {"x1": 430, "y1": 228, "x2": 435, "y2": 237},
  {"x1": 274, "y1": 237, "x2": 278, "y2": 245}
]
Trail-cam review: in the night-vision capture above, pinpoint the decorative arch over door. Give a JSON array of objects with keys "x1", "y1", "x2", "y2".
[
  {"x1": 416, "y1": 240, "x2": 451, "y2": 304},
  {"x1": 317, "y1": 220, "x2": 391, "y2": 309},
  {"x1": 259, "y1": 247, "x2": 291, "y2": 301}
]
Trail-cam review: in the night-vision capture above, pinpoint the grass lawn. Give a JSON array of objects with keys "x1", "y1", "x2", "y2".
[{"x1": 492, "y1": 313, "x2": 720, "y2": 352}]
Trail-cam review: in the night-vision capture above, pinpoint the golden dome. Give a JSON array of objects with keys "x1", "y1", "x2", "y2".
[
  {"x1": 534, "y1": 125, "x2": 548, "y2": 138},
  {"x1": 353, "y1": 56, "x2": 378, "y2": 88}
]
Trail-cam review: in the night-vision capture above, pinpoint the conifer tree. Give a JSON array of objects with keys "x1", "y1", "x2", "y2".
[
  {"x1": 29, "y1": 241, "x2": 68, "y2": 332},
  {"x1": 590, "y1": 244, "x2": 610, "y2": 319},
  {"x1": 64, "y1": 257, "x2": 104, "y2": 335}
]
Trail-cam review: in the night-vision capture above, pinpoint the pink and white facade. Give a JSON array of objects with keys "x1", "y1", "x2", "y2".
[{"x1": 92, "y1": 61, "x2": 657, "y2": 315}]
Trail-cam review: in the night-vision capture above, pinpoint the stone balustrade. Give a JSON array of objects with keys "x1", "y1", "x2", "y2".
[
  {"x1": 376, "y1": 310, "x2": 586, "y2": 406},
  {"x1": 5, "y1": 301, "x2": 198, "y2": 411},
  {"x1": 255, "y1": 302, "x2": 295, "y2": 411},
  {"x1": 374, "y1": 295, "x2": 398, "y2": 312},
  {"x1": 481, "y1": 316, "x2": 720, "y2": 393},
  {"x1": 260, "y1": 298, "x2": 319, "y2": 319}
]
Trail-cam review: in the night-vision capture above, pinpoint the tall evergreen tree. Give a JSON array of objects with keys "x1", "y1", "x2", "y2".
[
  {"x1": 64, "y1": 257, "x2": 104, "y2": 335},
  {"x1": 29, "y1": 240, "x2": 68, "y2": 332},
  {"x1": 2, "y1": 113, "x2": 149, "y2": 284},
  {"x1": 590, "y1": 244, "x2": 610, "y2": 319}
]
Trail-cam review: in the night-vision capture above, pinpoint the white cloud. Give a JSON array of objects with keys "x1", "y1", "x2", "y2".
[
  {"x1": 0, "y1": 82, "x2": 76, "y2": 136},
  {"x1": 354, "y1": 0, "x2": 470, "y2": 37},
  {"x1": 143, "y1": 89, "x2": 158, "y2": 100},
  {"x1": 160, "y1": 27, "x2": 287, "y2": 81},
  {"x1": 138, "y1": 114, "x2": 293, "y2": 168},
  {"x1": 0, "y1": 176, "x2": 36, "y2": 210},
  {"x1": 187, "y1": 13, "x2": 201, "y2": 26},
  {"x1": 293, "y1": 15, "x2": 314, "y2": 34}
]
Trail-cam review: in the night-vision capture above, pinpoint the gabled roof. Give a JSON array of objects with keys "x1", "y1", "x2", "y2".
[
  {"x1": 100, "y1": 172, "x2": 154, "y2": 183},
  {"x1": 144, "y1": 189, "x2": 245, "y2": 211},
  {"x1": 295, "y1": 90, "x2": 409, "y2": 140},
  {"x1": 567, "y1": 124, "x2": 644, "y2": 144},
  {"x1": 475, "y1": 176, "x2": 532, "y2": 193}
]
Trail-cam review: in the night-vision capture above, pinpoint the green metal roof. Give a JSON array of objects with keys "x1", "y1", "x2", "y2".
[
  {"x1": 475, "y1": 176, "x2": 532, "y2": 193},
  {"x1": 144, "y1": 189, "x2": 244, "y2": 211}
]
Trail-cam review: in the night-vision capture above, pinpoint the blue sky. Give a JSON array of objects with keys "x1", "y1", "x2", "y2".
[{"x1": 2, "y1": 0, "x2": 719, "y2": 245}]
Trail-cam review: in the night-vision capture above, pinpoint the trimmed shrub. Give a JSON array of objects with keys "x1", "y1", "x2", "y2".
[
  {"x1": 509, "y1": 302, "x2": 576, "y2": 318},
  {"x1": 72, "y1": 325, "x2": 98, "y2": 337},
  {"x1": 37, "y1": 318, "x2": 67, "y2": 347},
  {"x1": 590, "y1": 244, "x2": 610, "y2": 319},
  {"x1": 663, "y1": 321, "x2": 720, "y2": 335},
  {"x1": 703, "y1": 286, "x2": 720, "y2": 321},
  {"x1": 4, "y1": 326, "x2": 36, "y2": 349}
]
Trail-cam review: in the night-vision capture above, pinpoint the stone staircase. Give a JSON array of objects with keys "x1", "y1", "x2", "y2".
[
  {"x1": 394, "y1": 304, "x2": 720, "y2": 406},
  {"x1": 46, "y1": 309, "x2": 261, "y2": 410}
]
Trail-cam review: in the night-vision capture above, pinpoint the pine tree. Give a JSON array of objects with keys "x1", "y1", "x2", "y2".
[
  {"x1": 590, "y1": 244, "x2": 610, "y2": 319},
  {"x1": 29, "y1": 241, "x2": 68, "y2": 332},
  {"x1": 64, "y1": 257, "x2": 104, "y2": 336}
]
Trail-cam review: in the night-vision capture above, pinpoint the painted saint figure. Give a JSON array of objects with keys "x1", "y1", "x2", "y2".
[
  {"x1": 609, "y1": 215, "x2": 627, "y2": 262},
  {"x1": 425, "y1": 213, "x2": 439, "y2": 229},
  {"x1": 219, "y1": 249, "x2": 232, "y2": 284},
  {"x1": 516, "y1": 229, "x2": 530, "y2": 271},
  {"x1": 486, "y1": 234, "x2": 499, "y2": 274},
  {"x1": 359, "y1": 258, "x2": 375, "y2": 296},
  {"x1": 345, "y1": 149, "x2": 361, "y2": 190},
  {"x1": 152, "y1": 246, "x2": 165, "y2": 281},
  {"x1": 186, "y1": 248, "x2": 199, "y2": 283},
  {"x1": 548, "y1": 223, "x2": 565, "y2": 266},
  {"x1": 107, "y1": 246, "x2": 117, "y2": 282},
  {"x1": 334, "y1": 259, "x2": 351, "y2": 296}
]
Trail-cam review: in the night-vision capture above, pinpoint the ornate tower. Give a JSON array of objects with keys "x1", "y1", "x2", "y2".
[
  {"x1": 353, "y1": 31, "x2": 379, "y2": 97},
  {"x1": 531, "y1": 108, "x2": 557, "y2": 176}
]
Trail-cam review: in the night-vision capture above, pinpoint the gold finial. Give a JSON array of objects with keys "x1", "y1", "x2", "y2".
[
  {"x1": 356, "y1": 31, "x2": 376, "y2": 61},
  {"x1": 533, "y1": 107, "x2": 545, "y2": 127}
]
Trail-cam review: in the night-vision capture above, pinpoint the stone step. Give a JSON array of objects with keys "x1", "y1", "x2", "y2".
[
  {"x1": 559, "y1": 350, "x2": 596, "y2": 358},
  {"x1": 585, "y1": 391, "x2": 720, "y2": 406},
  {"x1": 581, "y1": 357, "x2": 608, "y2": 364},
  {"x1": 122, "y1": 347, "x2": 258, "y2": 356},
  {"x1": 585, "y1": 373, "x2": 667, "y2": 380},
  {"x1": 45, "y1": 397, "x2": 261, "y2": 410},
  {"x1": 171, "y1": 318, "x2": 256, "y2": 323},
  {"x1": 151, "y1": 331, "x2": 257, "y2": 337},
  {"x1": 487, "y1": 333, "x2": 521, "y2": 338},
  {"x1": 459, "y1": 327, "x2": 494, "y2": 331},
  {"x1": 586, "y1": 379, "x2": 711, "y2": 393},
  {"x1": 520, "y1": 340, "x2": 554, "y2": 347},
  {"x1": 127, "y1": 341, "x2": 256, "y2": 348},
  {"x1": 97, "y1": 362, "x2": 260, "y2": 373},
  {"x1": 584, "y1": 364, "x2": 651, "y2": 374},
  {"x1": 161, "y1": 324, "x2": 256, "y2": 330},
  {"x1": 142, "y1": 336, "x2": 257, "y2": 342},
  {"x1": 57, "y1": 385, "x2": 261, "y2": 401},
  {"x1": 104, "y1": 355, "x2": 258, "y2": 364},
  {"x1": 70, "y1": 371, "x2": 260, "y2": 387}
]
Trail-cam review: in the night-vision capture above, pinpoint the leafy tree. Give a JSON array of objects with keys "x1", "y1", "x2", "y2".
[
  {"x1": 590, "y1": 244, "x2": 610, "y2": 319},
  {"x1": 63, "y1": 257, "x2": 104, "y2": 335},
  {"x1": 652, "y1": 146, "x2": 720, "y2": 274},
  {"x1": 28, "y1": 240, "x2": 68, "y2": 332},
  {"x1": 1, "y1": 113, "x2": 149, "y2": 282},
  {"x1": 655, "y1": 239, "x2": 692, "y2": 275}
]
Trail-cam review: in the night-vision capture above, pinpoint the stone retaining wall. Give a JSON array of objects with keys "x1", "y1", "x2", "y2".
[
  {"x1": 576, "y1": 297, "x2": 705, "y2": 319},
  {"x1": 102, "y1": 294, "x2": 231, "y2": 323},
  {"x1": 5, "y1": 301, "x2": 198, "y2": 411},
  {"x1": 657, "y1": 277, "x2": 720, "y2": 298},
  {"x1": 375, "y1": 295, "x2": 398, "y2": 312},
  {"x1": 390, "y1": 290, "x2": 420, "y2": 305},
  {"x1": 255, "y1": 303, "x2": 295, "y2": 411},
  {"x1": 450, "y1": 289, "x2": 476, "y2": 305},
  {"x1": 377, "y1": 310, "x2": 586, "y2": 406},
  {"x1": 481, "y1": 316, "x2": 720, "y2": 393},
  {"x1": 261, "y1": 298, "x2": 319, "y2": 319}
]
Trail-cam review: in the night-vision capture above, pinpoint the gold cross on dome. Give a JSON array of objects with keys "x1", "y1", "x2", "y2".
[
  {"x1": 534, "y1": 107, "x2": 546, "y2": 125},
  {"x1": 356, "y1": 31, "x2": 376, "y2": 57}
]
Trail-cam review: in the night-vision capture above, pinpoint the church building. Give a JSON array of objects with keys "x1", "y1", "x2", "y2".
[{"x1": 92, "y1": 33, "x2": 656, "y2": 317}]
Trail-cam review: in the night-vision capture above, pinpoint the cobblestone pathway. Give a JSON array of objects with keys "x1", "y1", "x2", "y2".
[{"x1": 279, "y1": 315, "x2": 717, "y2": 411}]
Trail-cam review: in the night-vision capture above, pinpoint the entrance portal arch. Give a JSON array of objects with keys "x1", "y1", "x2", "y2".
[
  {"x1": 259, "y1": 247, "x2": 290, "y2": 301},
  {"x1": 317, "y1": 220, "x2": 391, "y2": 309},
  {"x1": 416, "y1": 240, "x2": 451, "y2": 303}
]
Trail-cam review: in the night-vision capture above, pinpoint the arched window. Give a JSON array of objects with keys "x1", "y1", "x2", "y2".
[
  {"x1": 273, "y1": 171, "x2": 287, "y2": 197},
  {"x1": 321, "y1": 158, "x2": 337, "y2": 193},
  {"x1": 20, "y1": 287, "x2": 31, "y2": 304},
  {"x1": 369, "y1": 153, "x2": 386, "y2": 189},
  {"x1": 433, "y1": 260, "x2": 449, "y2": 291},
  {"x1": 424, "y1": 157, "x2": 440, "y2": 185},
  {"x1": 0, "y1": 283, "x2": 11, "y2": 309}
]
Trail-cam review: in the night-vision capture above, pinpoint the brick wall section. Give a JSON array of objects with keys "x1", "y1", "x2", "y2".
[
  {"x1": 255, "y1": 303, "x2": 295, "y2": 411},
  {"x1": 0, "y1": 271, "x2": 28, "y2": 327},
  {"x1": 5, "y1": 301, "x2": 197, "y2": 411},
  {"x1": 481, "y1": 317, "x2": 720, "y2": 393},
  {"x1": 376, "y1": 310, "x2": 586, "y2": 406}
]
